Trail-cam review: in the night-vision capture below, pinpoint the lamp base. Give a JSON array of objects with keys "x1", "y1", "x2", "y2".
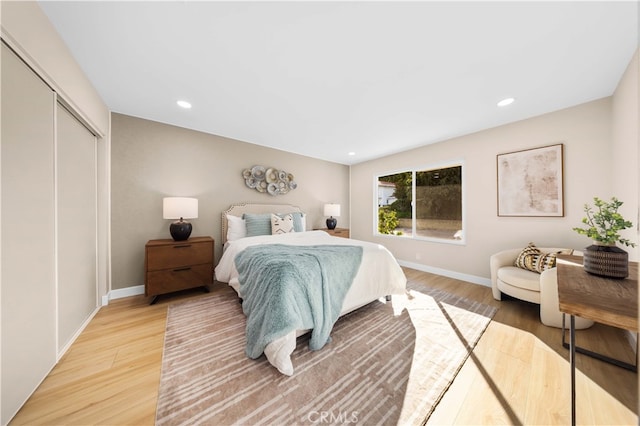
[
  {"x1": 170, "y1": 220, "x2": 192, "y2": 241},
  {"x1": 326, "y1": 217, "x2": 337, "y2": 230}
]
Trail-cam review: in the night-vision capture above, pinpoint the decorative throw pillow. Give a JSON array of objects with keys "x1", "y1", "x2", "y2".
[
  {"x1": 244, "y1": 213, "x2": 273, "y2": 237},
  {"x1": 226, "y1": 214, "x2": 246, "y2": 241},
  {"x1": 514, "y1": 242, "x2": 559, "y2": 273},
  {"x1": 288, "y1": 212, "x2": 306, "y2": 232},
  {"x1": 271, "y1": 213, "x2": 296, "y2": 234}
]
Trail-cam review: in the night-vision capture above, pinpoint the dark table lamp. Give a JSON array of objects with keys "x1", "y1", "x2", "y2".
[{"x1": 324, "y1": 203, "x2": 340, "y2": 230}]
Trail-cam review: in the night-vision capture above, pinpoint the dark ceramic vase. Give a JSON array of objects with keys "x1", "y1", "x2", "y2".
[
  {"x1": 583, "y1": 243, "x2": 629, "y2": 279},
  {"x1": 170, "y1": 220, "x2": 192, "y2": 241}
]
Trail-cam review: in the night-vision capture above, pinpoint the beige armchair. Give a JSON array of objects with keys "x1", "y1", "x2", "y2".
[{"x1": 490, "y1": 247, "x2": 593, "y2": 329}]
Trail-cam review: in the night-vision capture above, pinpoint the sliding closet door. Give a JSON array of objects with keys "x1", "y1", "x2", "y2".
[
  {"x1": 56, "y1": 103, "x2": 98, "y2": 352},
  {"x1": 1, "y1": 42, "x2": 56, "y2": 425}
]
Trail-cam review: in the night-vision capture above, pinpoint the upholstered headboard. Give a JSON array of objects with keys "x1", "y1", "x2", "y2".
[{"x1": 221, "y1": 202, "x2": 304, "y2": 245}]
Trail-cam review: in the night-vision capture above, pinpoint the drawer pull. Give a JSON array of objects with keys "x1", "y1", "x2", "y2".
[
  {"x1": 174, "y1": 244, "x2": 192, "y2": 249},
  {"x1": 173, "y1": 267, "x2": 192, "y2": 272}
]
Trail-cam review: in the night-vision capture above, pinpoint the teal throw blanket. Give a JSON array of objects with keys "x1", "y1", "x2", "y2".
[{"x1": 235, "y1": 244, "x2": 363, "y2": 359}]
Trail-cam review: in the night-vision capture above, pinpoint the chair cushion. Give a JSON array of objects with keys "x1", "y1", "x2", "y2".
[{"x1": 497, "y1": 266, "x2": 541, "y2": 292}]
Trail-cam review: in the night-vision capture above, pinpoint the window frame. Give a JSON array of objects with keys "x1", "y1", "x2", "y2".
[{"x1": 374, "y1": 159, "x2": 466, "y2": 245}]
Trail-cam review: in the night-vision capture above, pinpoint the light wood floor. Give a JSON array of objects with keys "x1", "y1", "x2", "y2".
[{"x1": 10, "y1": 268, "x2": 638, "y2": 425}]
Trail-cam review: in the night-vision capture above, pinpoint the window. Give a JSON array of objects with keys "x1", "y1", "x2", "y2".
[{"x1": 376, "y1": 162, "x2": 464, "y2": 243}]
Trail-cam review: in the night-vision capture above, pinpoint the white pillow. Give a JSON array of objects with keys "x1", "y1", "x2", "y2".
[
  {"x1": 226, "y1": 214, "x2": 246, "y2": 241},
  {"x1": 271, "y1": 213, "x2": 295, "y2": 234}
]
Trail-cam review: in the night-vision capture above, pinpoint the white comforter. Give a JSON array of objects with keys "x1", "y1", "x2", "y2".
[{"x1": 214, "y1": 230, "x2": 407, "y2": 375}]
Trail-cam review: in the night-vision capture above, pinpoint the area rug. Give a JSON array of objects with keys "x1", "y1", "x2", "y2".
[{"x1": 155, "y1": 281, "x2": 496, "y2": 425}]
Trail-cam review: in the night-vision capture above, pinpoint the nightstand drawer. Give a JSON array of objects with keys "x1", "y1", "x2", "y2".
[
  {"x1": 144, "y1": 236, "x2": 214, "y2": 303},
  {"x1": 146, "y1": 263, "x2": 212, "y2": 295},
  {"x1": 146, "y1": 240, "x2": 213, "y2": 271}
]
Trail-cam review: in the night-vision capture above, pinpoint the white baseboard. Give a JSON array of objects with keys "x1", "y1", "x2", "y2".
[
  {"x1": 58, "y1": 305, "x2": 100, "y2": 359},
  {"x1": 397, "y1": 260, "x2": 491, "y2": 287},
  {"x1": 102, "y1": 285, "x2": 145, "y2": 305},
  {"x1": 101, "y1": 264, "x2": 491, "y2": 306}
]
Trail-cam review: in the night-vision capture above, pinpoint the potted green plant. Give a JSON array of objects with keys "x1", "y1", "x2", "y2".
[{"x1": 573, "y1": 197, "x2": 636, "y2": 278}]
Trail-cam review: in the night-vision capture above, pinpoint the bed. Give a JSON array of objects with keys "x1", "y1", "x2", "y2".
[{"x1": 214, "y1": 203, "x2": 407, "y2": 375}]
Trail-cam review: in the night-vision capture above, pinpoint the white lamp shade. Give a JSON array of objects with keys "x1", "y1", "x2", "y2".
[
  {"x1": 163, "y1": 197, "x2": 198, "y2": 219},
  {"x1": 323, "y1": 203, "x2": 341, "y2": 217}
]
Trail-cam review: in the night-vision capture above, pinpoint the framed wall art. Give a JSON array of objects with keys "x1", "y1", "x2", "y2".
[{"x1": 497, "y1": 143, "x2": 564, "y2": 217}]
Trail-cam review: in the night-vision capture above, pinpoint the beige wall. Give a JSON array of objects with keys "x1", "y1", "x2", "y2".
[
  {"x1": 353, "y1": 46, "x2": 639, "y2": 283},
  {"x1": 351, "y1": 97, "x2": 624, "y2": 283},
  {"x1": 611, "y1": 48, "x2": 639, "y2": 262},
  {"x1": 110, "y1": 113, "x2": 349, "y2": 290},
  {"x1": 610, "y1": 47, "x2": 639, "y2": 379}
]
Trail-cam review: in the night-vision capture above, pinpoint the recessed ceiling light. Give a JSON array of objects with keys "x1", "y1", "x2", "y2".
[
  {"x1": 497, "y1": 97, "x2": 515, "y2": 107},
  {"x1": 348, "y1": 152, "x2": 356, "y2": 156},
  {"x1": 177, "y1": 100, "x2": 192, "y2": 109}
]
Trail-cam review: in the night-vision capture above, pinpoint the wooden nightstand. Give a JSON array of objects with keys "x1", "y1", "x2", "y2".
[
  {"x1": 144, "y1": 236, "x2": 214, "y2": 304},
  {"x1": 315, "y1": 228, "x2": 350, "y2": 238}
]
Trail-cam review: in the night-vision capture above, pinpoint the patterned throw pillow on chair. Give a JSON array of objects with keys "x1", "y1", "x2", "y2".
[{"x1": 514, "y1": 242, "x2": 559, "y2": 274}]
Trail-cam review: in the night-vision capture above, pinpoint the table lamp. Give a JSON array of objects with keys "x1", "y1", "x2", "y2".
[
  {"x1": 324, "y1": 203, "x2": 340, "y2": 230},
  {"x1": 163, "y1": 197, "x2": 198, "y2": 241}
]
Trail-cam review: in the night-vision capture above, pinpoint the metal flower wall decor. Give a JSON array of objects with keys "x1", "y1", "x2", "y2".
[{"x1": 242, "y1": 165, "x2": 297, "y2": 196}]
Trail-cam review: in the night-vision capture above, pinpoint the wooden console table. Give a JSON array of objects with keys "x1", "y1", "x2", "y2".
[{"x1": 556, "y1": 254, "x2": 638, "y2": 426}]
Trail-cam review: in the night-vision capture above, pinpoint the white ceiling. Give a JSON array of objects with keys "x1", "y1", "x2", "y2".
[{"x1": 39, "y1": 1, "x2": 638, "y2": 165}]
